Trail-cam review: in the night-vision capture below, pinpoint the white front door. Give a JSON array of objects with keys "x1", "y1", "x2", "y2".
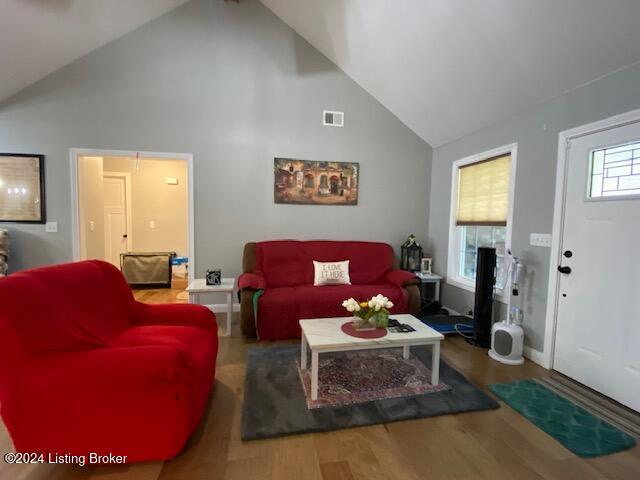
[
  {"x1": 103, "y1": 175, "x2": 130, "y2": 268},
  {"x1": 554, "y1": 121, "x2": 640, "y2": 412}
]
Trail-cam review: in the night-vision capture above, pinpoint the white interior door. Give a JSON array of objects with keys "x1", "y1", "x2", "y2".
[
  {"x1": 554, "y1": 121, "x2": 640, "y2": 412},
  {"x1": 103, "y1": 175, "x2": 131, "y2": 268}
]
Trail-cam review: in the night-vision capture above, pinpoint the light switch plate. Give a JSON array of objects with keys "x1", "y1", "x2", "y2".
[
  {"x1": 149, "y1": 220, "x2": 156, "y2": 229},
  {"x1": 530, "y1": 233, "x2": 551, "y2": 247},
  {"x1": 45, "y1": 222, "x2": 58, "y2": 233}
]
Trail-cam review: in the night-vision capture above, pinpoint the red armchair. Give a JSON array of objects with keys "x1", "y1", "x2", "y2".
[
  {"x1": 0, "y1": 260, "x2": 218, "y2": 463},
  {"x1": 239, "y1": 240, "x2": 420, "y2": 340}
]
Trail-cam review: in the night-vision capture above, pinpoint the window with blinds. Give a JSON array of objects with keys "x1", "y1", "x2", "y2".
[
  {"x1": 456, "y1": 154, "x2": 511, "y2": 226},
  {"x1": 448, "y1": 147, "x2": 515, "y2": 292}
]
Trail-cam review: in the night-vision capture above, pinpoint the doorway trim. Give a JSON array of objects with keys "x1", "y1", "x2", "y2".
[
  {"x1": 103, "y1": 171, "x2": 134, "y2": 256},
  {"x1": 542, "y1": 107, "x2": 640, "y2": 369},
  {"x1": 70, "y1": 148, "x2": 195, "y2": 283}
]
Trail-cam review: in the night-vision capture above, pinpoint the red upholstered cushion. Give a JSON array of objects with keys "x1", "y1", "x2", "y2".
[
  {"x1": 255, "y1": 241, "x2": 307, "y2": 288},
  {"x1": 134, "y1": 303, "x2": 217, "y2": 331},
  {"x1": 0, "y1": 260, "x2": 219, "y2": 463},
  {"x1": 114, "y1": 325, "x2": 213, "y2": 368},
  {"x1": 385, "y1": 269, "x2": 418, "y2": 287},
  {"x1": 255, "y1": 240, "x2": 396, "y2": 288},
  {"x1": 2, "y1": 260, "x2": 135, "y2": 354},
  {"x1": 256, "y1": 284, "x2": 408, "y2": 340}
]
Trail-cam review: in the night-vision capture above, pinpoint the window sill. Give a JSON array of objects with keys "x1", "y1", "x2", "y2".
[{"x1": 446, "y1": 276, "x2": 507, "y2": 304}]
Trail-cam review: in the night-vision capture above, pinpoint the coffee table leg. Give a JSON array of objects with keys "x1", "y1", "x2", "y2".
[
  {"x1": 431, "y1": 341, "x2": 440, "y2": 386},
  {"x1": 311, "y1": 350, "x2": 319, "y2": 400},
  {"x1": 403, "y1": 345, "x2": 410, "y2": 359},
  {"x1": 300, "y1": 333, "x2": 307, "y2": 370}
]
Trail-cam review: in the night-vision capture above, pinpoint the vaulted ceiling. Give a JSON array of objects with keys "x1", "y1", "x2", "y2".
[
  {"x1": 260, "y1": 0, "x2": 640, "y2": 146},
  {"x1": 2, "y1": 0, "x2": 640, "y2": 147},
  {"x1": 0, "y1": 0, "x2": 189, "y2": 104}
]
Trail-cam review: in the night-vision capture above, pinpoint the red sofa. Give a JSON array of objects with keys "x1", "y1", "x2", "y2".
[
  {"x1": 238, "y1": 240, "x2": 420, "y2": 340},
  {"x1": 0, "y1": 260, "x2": 218, "y2": 463}
]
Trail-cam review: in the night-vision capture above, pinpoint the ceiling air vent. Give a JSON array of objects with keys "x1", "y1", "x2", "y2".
[{"x1": 323, "y1": 110, "x2": 344, "y2": 127}]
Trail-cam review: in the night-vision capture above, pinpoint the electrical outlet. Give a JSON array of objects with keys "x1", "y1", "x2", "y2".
[
  {"x1": 149, "y1": 220, "x2": 156, "y2": 229},
  {"x1": 89, "y1": 221, "x2": 95, "y2": 232},
  {"x1": 45, "y1": 222, "x2": 58, "y2": 233},
  {"x1": 530, "y1": 233, "x2": 552, "y2": 248}
]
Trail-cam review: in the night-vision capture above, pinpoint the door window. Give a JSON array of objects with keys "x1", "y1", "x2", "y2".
[{"x1": 589, "y1": 141, "x2": 640, "y2": 198}]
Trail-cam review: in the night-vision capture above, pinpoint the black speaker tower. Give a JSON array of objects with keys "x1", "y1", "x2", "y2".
[{"x1": 473, "y1": 247, "x2": 496, "y2": 348}]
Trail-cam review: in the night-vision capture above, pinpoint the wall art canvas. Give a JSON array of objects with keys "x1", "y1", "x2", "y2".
[
  {"x1": 0, "y1": 154, "x2": 45, "y2": 223},
  {"x1": 274, "y1": 158, "x2": 359, "y2": 205}
]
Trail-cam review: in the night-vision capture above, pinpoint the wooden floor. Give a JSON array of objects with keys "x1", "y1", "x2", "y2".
[{"x1": 2, "y1": 285, "x2": 639, "y2": 480}]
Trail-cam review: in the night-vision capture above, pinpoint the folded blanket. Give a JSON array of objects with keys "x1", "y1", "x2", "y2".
[{"x1": 0, "y1": 229, "x2": 8, "y2": 276}]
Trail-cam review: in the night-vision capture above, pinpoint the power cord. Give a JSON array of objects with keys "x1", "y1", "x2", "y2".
[{"x1": 454, "y1": 323, "x2": 474, "y2": 339}]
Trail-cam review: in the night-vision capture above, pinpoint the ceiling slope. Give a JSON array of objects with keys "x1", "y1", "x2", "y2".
[
  {"x1": 260, "y1": 0, "x2": 640, "y2": 146},
  {"x1": 0, "y1": 0, "x2": 189, "y2": 103}
]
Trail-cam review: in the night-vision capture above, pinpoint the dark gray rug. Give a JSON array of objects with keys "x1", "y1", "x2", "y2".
[{"x1": 242, "y1": 345, "x2": 499, "y2": 440}]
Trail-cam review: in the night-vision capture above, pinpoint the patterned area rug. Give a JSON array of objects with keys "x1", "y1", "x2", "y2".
[
  {"x1": 489, "y1": 379, "x2": 636, "y2": 457},
  {"x1": 298, "y1": 350, "x2": 449, "y2": 409},
  {"x1": 242, "y1": 345, "x2": 499, "y2": 441}
]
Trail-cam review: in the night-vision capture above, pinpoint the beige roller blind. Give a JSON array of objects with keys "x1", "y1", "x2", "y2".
[{"x1": 456, "y1": 154, "x2": 511, "y2": 226}]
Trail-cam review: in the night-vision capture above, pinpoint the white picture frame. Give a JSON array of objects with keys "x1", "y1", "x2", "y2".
[{"x1": 421, "y1": 257, "x2": 432, "y2": 274}]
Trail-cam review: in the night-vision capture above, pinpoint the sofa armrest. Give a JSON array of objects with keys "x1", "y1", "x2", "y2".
[
  {"x1": 133, "y1": 302, "x2": 217, "y2": 331},
  {"x1": 238, "y1": 273, "x2": 265, "y2": 339},
  {"x1": 25, "y1": 346, "x2": 190, "y2": 387},
  {"x1": 4, "y1": 346, "x2": 194, "y2": 458},
  {"x1": 238, "y1": 272, "x2": 266, "y2": 291},
  {"x1": 385, "y1": 269, "x2": 419, "y2": 287}
]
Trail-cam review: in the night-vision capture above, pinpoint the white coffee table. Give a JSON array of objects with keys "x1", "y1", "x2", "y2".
[
  {"x1": 187, "y1": 278, "x2": 235, "y2": 336},
  {"x1": 299, "y1": 314, "x2": 444, "y2": 400}
]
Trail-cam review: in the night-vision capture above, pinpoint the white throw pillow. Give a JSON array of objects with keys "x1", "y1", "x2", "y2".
[{"x1": 313, "y1": 260, "x2": 351, "y2": 286}]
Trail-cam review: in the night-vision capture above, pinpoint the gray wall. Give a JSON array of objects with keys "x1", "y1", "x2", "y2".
[
  {"x1": 0, "y1": 0, "x2": 432, "y2": 276},
  {"x1": 428, "y1": 62, "x2": 640, "y2": 352}
]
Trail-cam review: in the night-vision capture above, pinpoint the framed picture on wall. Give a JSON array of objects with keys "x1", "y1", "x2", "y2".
[
  {"x1": 274, "y1": 158, "x2": 359, "y2": 205},
  {"x1": 0, "y1": 153, "x2": 46, "y2": 223}
]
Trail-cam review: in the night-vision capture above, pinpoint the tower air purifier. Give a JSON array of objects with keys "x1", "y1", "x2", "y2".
[{"x1": 473, "y1": 247, "x2": 496, "y2": 348}]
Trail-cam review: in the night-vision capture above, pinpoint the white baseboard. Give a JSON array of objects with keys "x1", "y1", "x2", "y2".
[
  {"x1": 206, "y1": 303, "x2": 240, "y2": 314},
  {"x1": 523, "y1": 346, "x2": 546, "y2": 367}
]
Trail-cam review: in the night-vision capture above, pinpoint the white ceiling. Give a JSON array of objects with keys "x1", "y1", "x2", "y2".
[
  {"x1": 0, "y1": 0, "x2": 189, "y2": 103},
  {"x1": 2, "y1": 1, "x2": 640, "y2": 147},
  {"x1": 260, "y1": 0, "x2": 640, "y2": 146}
]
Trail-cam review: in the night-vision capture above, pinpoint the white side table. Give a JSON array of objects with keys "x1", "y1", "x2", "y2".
[
  {"x1": 415, "y1": 272, "x2": 443, "y2": 302},
  {"x1": 187, "y1": 278, "x2": 235, "y2": 336}
]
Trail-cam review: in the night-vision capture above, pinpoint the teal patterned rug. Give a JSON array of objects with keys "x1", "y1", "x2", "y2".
[{"x1": 488, "y1": 379, "x2": 636, "y2": 457}]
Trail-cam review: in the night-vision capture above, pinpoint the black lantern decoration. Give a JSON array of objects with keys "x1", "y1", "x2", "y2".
[{"x1": 401, "y1": 234, "x2": 422, "y2": 272}]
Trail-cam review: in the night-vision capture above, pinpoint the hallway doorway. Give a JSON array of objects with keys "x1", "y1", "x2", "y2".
[{"x1": 70, "y1": 149, "x2": 195, "y2": 283}]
